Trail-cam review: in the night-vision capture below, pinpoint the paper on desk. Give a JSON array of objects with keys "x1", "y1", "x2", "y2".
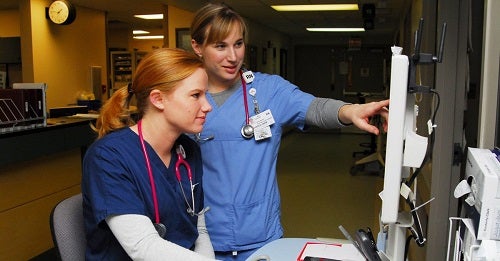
[
  {"x1": 297, "y1": 242, "x2": 365, "y2": 261},
  {"x1": 70, "y1": 113, "x2": 99, "y2": 119}
]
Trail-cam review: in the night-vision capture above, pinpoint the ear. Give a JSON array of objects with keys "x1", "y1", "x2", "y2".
[
  {"x1": 191, "y1": 39, "x2": 202, "y2": 57},
  {"x1": 149, "y1": 89, "x2": 165, "y2": 110}
]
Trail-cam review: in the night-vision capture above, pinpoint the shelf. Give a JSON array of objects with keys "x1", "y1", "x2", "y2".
[{"x1": 109, "y1": 51, "x2": 147, "y2": 95}]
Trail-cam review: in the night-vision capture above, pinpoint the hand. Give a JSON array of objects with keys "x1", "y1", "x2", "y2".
[{"x1": 339, "y1": 99, "x2": 389, "y2": 135}]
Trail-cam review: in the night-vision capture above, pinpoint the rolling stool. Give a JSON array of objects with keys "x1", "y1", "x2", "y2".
[{"x1": 350, "y1": 114, "x2": 385, "y2": 176}]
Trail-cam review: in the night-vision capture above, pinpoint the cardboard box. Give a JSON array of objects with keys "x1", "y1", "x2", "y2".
[{"x1": 466, "y1": 148, "x2": 500, "y2": 240}]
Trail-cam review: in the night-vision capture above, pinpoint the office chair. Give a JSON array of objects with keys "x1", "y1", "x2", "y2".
[{"x1": 50, "y1": 193, "x2": 86, "y2": 261}]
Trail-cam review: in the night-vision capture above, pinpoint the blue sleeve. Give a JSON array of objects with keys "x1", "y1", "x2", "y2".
[
  {"x1": 255, "y1": 73, "x2": 315, "y2": 131},
  {"x1": 82, "y1": 140, "x2": 148, "y2": 225}
]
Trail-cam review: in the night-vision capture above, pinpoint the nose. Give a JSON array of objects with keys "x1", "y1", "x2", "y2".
[
  {"x1": 226, "y1": 47, "x2": 237, "y2": 61},
  {"x1": 201, "y1": 97, "x2": 212, "y2": 113}
]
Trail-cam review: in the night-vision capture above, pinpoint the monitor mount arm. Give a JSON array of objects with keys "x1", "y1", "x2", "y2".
[{"x1": 408, "y1": 18, "x2": 447, "y2": 94}]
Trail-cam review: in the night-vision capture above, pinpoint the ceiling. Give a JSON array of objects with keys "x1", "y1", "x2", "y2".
[{"x1": 1, "y1": 0, "x2": 410, "y2": 45}]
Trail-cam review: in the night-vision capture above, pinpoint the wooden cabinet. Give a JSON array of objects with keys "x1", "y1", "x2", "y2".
[{"x1": 0, "y1": 119, "x2": 95, "y2": 260}]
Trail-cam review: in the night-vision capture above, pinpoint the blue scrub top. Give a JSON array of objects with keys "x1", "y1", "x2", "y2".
[
  {"x1": 194, "y1": 72, "x2": 315, "y2": 251},
  {"x1": 82, "y1": 130, "x2": 204, "y2": 260}
]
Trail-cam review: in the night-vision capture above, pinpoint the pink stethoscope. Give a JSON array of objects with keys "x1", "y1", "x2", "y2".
[
  {"x1": 137, "y1": 120, "x2": 198, "y2": 237},
  {"x1": 240, "y1": 70, "x2": 255, "y2": 139}
]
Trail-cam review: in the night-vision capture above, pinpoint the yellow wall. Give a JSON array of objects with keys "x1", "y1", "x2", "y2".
[
  {"x1": 21, "y1": 0, "x2": 108, "y2": 108},
  {"x1": 107, "y1": 4, "x2": 193, "y2": 52},
  {"x1": 167, "y1": 5, "x2": 194, "y2": 49},
  {"x1": 130, "y1": 27, "x2": 165, "y2": 51},
  {"x1": 9, "y1": 2, "x2": 287, "y2": 110},
  {"x1": 0, "y1": 9, "x2": 20, "y2": 36},
  {"x1": 0, "y1": 1, "x2": 106, "y2": 259}
]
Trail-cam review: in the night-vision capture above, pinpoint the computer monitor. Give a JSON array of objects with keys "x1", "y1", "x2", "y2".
[
  {"x1": 378, "y1": 19, "x2": 446, "y2": 260},
  {"x1": 380, "y1": 48, "x2": 411, "y2": 224}
]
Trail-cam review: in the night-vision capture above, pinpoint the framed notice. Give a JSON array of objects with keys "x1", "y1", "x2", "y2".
[{"x1": 176, "y1": 28, "x2": 191, "y2": 51}]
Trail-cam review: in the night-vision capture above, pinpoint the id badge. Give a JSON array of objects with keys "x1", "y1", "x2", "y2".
[
  {"x1": 254, "y1": 126, "x2": 272, "y2": 140},
  {"x1": 250, "y1": 109, "x2": 275, "y2": 129},
  {"x1": 250, "y1": 109, "x2": 275, "y2": 140}
]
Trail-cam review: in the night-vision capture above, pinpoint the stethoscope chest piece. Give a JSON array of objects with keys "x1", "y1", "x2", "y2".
[
  {"x1": 154, "y1": 223, "x2": 166, "y2": 237},
  {"x1": 241, "y1": 124, "x2": 254, "y2": 139}
]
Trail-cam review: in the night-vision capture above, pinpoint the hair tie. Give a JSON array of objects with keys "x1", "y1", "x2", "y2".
[
  {"x1": 125, "y1": 83, "x2": 134, "y2": 109},
  {"x1": 127, "y1": 83, "x2": 134, "y2": 94}
]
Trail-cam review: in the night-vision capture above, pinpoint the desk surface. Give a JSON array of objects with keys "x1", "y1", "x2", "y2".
[
  {"x1": 0, "y1": 117, "x2": 96, "y2": 166},
  {"x1": 245, "y1": 238, "x2": 360, "y2": 261}
]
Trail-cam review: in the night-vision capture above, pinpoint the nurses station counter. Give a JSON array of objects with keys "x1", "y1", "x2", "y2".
[{"x1": 0, "y1": 117, "x2": 96, "y2": 260}]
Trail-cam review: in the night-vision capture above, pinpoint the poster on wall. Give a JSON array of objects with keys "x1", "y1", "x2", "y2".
[
  {"x1": 341, "y1": 48, "x2": 388, "y2": 95},
  {"x1": 176, "y1": 28, "x2": 191, "y2": 51}
]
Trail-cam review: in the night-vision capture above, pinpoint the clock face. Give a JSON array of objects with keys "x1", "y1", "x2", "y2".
[{"x1": 48, "y1": 0, "x2": 76, "y2": 25}]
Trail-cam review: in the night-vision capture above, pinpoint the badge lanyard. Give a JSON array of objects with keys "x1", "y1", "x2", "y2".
[
  {"x1": 239, "y1": 69, "x2": 275, "y2": 140},
  {"x1": 240, "y1": 70, "x2": 254, "y2": 139}
]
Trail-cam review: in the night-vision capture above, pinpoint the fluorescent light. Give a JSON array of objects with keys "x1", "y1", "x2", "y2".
[
  {"x1": 133, "y1": 35, "x2": 164, "y2": 39},
  {"x1": 307, "y1": 28, "x2": 365, "y2": 32},
  {"x1": 134, "y1": 14, "x2": 163, "y2": 20},
  {"x1": 271, "y1": 4, "x2": 359, "y2": 11},
  {"x1": 133, "y1": 30, "x2": 150, "y2": 35}
]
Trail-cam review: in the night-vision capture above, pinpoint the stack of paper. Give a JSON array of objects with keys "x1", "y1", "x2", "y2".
[{"x1": 297, "y1": 242, "x2": 365, "y2": 261}]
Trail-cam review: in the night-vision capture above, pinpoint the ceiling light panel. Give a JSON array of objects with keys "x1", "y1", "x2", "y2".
[
  {"x1": 133, "y1": 35, "x2": 164, "y2": 39},
  {"x1": 133, "y1": 30, "x2": 150, "y2": 35},
  {"x1": 134, "y1": 14, "x2": 163, "y2": 20},
  {"x1": 271, "y1": 4, "x2": 359, "y2": 11},
  {"x1": 307, "y1": 27, "x2": 365, "y2": 32}
]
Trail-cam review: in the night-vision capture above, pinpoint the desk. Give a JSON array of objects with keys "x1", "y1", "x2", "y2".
[
  {"x1": 0, "y1": 117, "x2": 96, "y2": 166},
  {"x1": 245, "y1": 238, "x2": 360, "y2": 261}
]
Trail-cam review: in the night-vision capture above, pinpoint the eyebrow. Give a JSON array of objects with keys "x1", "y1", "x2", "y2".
[{"x1": 214, "y1": 37, "x2": 244, "y2": 45}]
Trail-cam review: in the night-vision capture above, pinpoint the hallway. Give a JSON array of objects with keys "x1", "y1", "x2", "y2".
[{"x1": 277, "y1": 130, "x2": 383, "y2": 240}]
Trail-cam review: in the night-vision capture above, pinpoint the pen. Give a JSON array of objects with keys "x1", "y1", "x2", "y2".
[{"x1": 338, "y1": 225, "x2": 368, "y2": 259}]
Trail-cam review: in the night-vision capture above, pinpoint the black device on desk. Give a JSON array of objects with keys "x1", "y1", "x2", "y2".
[
  {"x1": 355, "y1": 228, "x2": 381, "y2": 261},
  {"x1": 339, "y1": 225, "x2": 381, "y2": 261}
]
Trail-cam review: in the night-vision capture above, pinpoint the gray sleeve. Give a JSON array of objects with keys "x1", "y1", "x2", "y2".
[
  {"x1": 194, "y1": 211, "x2": 215, "y2": 258},
  {"x1": 305, "y1": 97, "x2": 350, "y2": 129},
  {"x1": 106, "y1": 214, "x2": 216, "y2": 260}
]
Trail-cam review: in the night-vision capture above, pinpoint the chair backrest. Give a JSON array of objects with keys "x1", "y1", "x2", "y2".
[{"x1": 50, "y1": 193, "x2": 86, "y2": 261}]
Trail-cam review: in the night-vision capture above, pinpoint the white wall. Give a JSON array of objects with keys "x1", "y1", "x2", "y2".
[{"x1": 478, "y1": 0, "x2": 500, "y2": 148}]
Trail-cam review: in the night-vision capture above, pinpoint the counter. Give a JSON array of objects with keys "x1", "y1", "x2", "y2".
[
  {"x1": 0, "y1": 117, "x2": 96, "y2": 260},
  {"x1": 0, "y1": 117, "x2": 96, "y2": 166}
]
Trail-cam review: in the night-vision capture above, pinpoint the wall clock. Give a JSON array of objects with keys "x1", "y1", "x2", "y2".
[{"x1": 47, "y1": 0, "x2": 76, "y2": 25}]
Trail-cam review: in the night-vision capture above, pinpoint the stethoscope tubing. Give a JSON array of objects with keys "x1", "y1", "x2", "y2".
[
  {"x1": 138, "y1": 120, "x2": 196, "y2": 225},
  {"x1": 240, "y1": 70, "x2": 251, "y2": 126},
  {"x1": 175, "y1": 146, "x2": 195, "y2": 215},
  {"x1": 138, "y1": 120, "x2": 161, "y2": 224}
]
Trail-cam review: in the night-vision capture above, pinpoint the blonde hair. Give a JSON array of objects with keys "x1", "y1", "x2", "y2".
[
  {"x1": 190, "y1": 3, "x2": 248, "y2": 46},
  {"x1": 94, "y1": 48, "x2": 203, "y2": 138}
]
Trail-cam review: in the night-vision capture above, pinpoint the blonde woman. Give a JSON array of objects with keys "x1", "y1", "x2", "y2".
[{"x1": 190, "y1": 3, "x2": 389, "y2": 260}]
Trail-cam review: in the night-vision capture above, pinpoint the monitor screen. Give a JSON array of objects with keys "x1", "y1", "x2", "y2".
[{"x1": 380, "y1": 48, "x2": 410, "y2": 224}]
